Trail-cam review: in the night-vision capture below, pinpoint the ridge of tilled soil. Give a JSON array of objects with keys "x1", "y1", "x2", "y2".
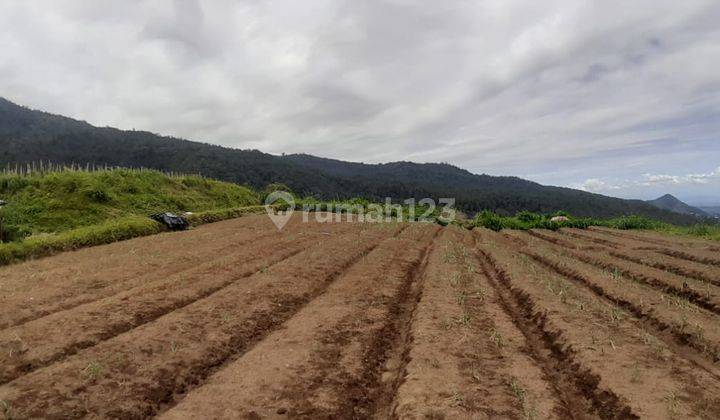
[
  {"x1": 0, "y1": 221, "x2": 403, "y2": 418},
  {"x1": 0, "y1": 215, "x2": 287, "y2": 329},
  {"x1": 0, "y1": 221, "x2": 359, "y2": 385},
  {"x1": 479, "y1": 229, "x2": 720, "y2": 418},
  {"x1": 525, "y1": 229, "x2": 720, "y2": 314},
  {"x1": 511, "y1": 232, "x2": 720, "y2": 369},
  {"x1": 2, "y1": 220, "x2": 720, "y2": 419}
]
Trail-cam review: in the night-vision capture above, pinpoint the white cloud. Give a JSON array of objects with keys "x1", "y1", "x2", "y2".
[
  {"x1": 0, "y1": 0, "x2": 719, "y2": 198},
  {"x1": 574, "y1": 166, "x2": 720, "y2": 200},
  {"x1": 640, "y1": 167, "x2": 720, "y2": 186},
  {"x1": 574, "y1": 178, "x2": 625, "y2": 193}
]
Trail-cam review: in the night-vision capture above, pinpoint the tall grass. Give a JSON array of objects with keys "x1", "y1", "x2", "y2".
[
  {"x1": 0, "y1": 166, "x2": 264, "y2": 265},
  {"x1": 0, "y1": 167, "x2": 259, "y2": 240}
]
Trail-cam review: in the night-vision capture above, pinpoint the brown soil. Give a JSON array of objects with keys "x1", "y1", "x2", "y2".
[{"x1": 2, "y1": 219, "x2": 720, "y2": 419}]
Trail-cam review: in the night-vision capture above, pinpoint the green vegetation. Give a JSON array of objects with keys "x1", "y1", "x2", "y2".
[
  {"x1": 0, "y1": 167, "x2": 262, "y2": 265},
  {"x1": 470, "y1": 210, "x2": 720, "y2": 241},
  {"x1": 0, "y1": 166, "x2": 717, "y2": 268},
  {"x1": 472, "y1": 210, "x2": 593, "y2": 231},
  {"x1": 653, "y1": 222, "x2": 720, "y2": 242},
  {"x1": 0, "y1": 216, "x2": 162, "y2": 265},
  {"x1": 0, "y1": 167, "x2": 259, "y2": 241}
]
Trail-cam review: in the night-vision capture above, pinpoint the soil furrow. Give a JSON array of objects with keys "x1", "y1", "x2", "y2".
[
  {"x1": 607, "y1": 251, "x2": 720, "y2": 287},
  {"x1": 558, "y1": 230, "x2": 620, "y2": 249},
  {"x1": 474, "y1": 245, "x2": 636, "y2": 419},
  {"x1": 392, "y1": 228, "x2": 562, "y2": 419},
  {"x1": 3, "y1": 220, "x2": 720, "y2": 419},
  {"x1": 158, "y1": 223, "x2": 439, "y2": 419},
  {"x1": 0, "y1": 215, "x2": 296, "y2": 329},
  {"x1": 0, "y1": 223, "x2": 402, "y2": 418},
  {"x1": 521, "y1": 249, "x2": 720, "y2": 369},
  {"x1": 525, "y1": 230, "x2": 720, "y2": 315},
  {"x1": 332, "y1": 225, "x2": 440, "y2": 419},
  {"x1": 0, "y1": 222, "x2": 356, "y2": 385},
  {"x1": 478, "y1": 229, "x2": 720, "y2": 418},
  {"x1": 588, "y1": 227, "x2": 720, "y2": 252},
  {"x1": 562, "y1": 229, "x2": 720, "y2": 286},
  {"x1": 565, "y1": 228, "x2": 720, "y2": 271},
  {"x1": 654, "y1": 248, "x2": 720, "y2": 268},
  {"x1": 360, "y1": 229, "x2": 440, "y2": 418}
]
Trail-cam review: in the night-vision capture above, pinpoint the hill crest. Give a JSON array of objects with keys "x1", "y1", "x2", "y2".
[
  {"x1": 0, "y1": 97, "x2": 698, "y2": 224},
  {"x1": 646, "y1": 194, "x2": 708, "y2": 217}
]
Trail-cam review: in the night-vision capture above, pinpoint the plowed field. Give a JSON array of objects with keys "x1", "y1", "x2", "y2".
[{"x1": 2, "y1": 214, "x2": 720, "y2": 419}]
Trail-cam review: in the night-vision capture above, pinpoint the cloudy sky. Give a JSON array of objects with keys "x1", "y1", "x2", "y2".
[{"x1": 2, "y1": 0, "x2": 719, "y2": 203}]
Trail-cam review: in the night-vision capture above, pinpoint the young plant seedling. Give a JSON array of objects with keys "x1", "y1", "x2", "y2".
[
  {"x1": 489, "y1": 327, "x2": 505, "y2": 349},
  {"x1": 455, "y1": 313, "x2": 471, "y2": 327},
  {"x1": 83, "y1": 361, "x2": 103, "y2": 382},
  {"x1": 664, "y1": 391, "x2": 680, "y2": 419}
]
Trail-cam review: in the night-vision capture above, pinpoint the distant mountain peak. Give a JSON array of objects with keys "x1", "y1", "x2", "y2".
[{"x1": 647, "y1": 194, "x2": 708, "y2": 217}]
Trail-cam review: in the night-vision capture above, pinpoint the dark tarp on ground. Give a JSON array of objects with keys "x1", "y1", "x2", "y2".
[{"x1": 150, "y1": 212, "x2": 189, "y2": 231}]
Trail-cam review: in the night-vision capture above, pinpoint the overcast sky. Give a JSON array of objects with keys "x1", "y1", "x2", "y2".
[{"x1": 1, "y1": 0, "x2": 719, "y2": 203}]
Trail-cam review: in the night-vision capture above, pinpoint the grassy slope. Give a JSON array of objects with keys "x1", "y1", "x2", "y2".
[
  {"x1": 0, "y1": 168, "x2": 263, "y2": 265},
  {"x1": 0, "y1": 168, "x2": 260, "y2": 240}
]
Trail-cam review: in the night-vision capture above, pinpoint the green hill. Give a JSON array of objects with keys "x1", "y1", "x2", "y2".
[
  {"x1": 0, "y1": 97, "x2": 697, "y2": 224},
  {"x1": 646, "y1": 194, "x2": 708, "y2": 217},
  {"x1": 0, "y1": 167, "x2": 259, "y2": 241}
]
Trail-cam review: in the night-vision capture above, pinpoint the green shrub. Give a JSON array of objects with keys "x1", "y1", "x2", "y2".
[
  {"x1": 516, "y1": 211, "x2": 542, "y2": 223},
  {"x1": 687, "y1": 224, "x2": 711, "y2": 237},
  {"x1": 0, "y1": 205, "x2": 267, "y2": 267},
  {"x1": 607, "y1": 215, "x2": 659, "y2": 230},
  {"x1": 261, "y1": 183, "x2": 294, "y2": 201},
  {"x1": 470, "y1": 210, "x2": 669, "y2": 233},
  {"x1": 475, "y1": 210, "x2": 505, "y2": 231},
  {"x1": 185, "y1": 205, "x2": 265, "y2": 225},
  {"x1": 84, "y1": 186, "x2": 112, "y2": 203}
]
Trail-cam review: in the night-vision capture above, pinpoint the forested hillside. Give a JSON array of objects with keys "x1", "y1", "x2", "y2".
[{"x1": 0, "y1": 97, "x2": 695, "y2": 223}]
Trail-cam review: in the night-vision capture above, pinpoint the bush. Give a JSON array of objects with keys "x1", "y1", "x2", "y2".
[
  {"x1": 516, "y1": 211, "x2": 542, "y2": 223},
  {"x1": 475, "y1": 210, "x2": 505, "y2": 231},
  {"x1": 261, "y1": 183, "x2": 294, "y2": 202},
  {"x1": 0, "y1": 224, "x2": 31, "y2": 242},
  {"x1": 84, "y1": 186, "x2": 112, "y2": 203},
  {"x1": 469, "y1": 210, "x2": 668, "y2": 233},
  {"x1": 0, "y1": 216, "x2": 162, "y2": 266},
  {"x1": 185, "y1": 205, "x2": 265, "y2": 225},
  {"x1": 608, "y1": 215, "x2": 659, "y2": 230},
  {"x1": 687, "y1": 224, "x2": 711, "y2": 237}
]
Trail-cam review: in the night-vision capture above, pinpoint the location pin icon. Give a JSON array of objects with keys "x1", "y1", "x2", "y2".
[{"x1": 264, "y1": 190, "x2": 295, "y2": 230}]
